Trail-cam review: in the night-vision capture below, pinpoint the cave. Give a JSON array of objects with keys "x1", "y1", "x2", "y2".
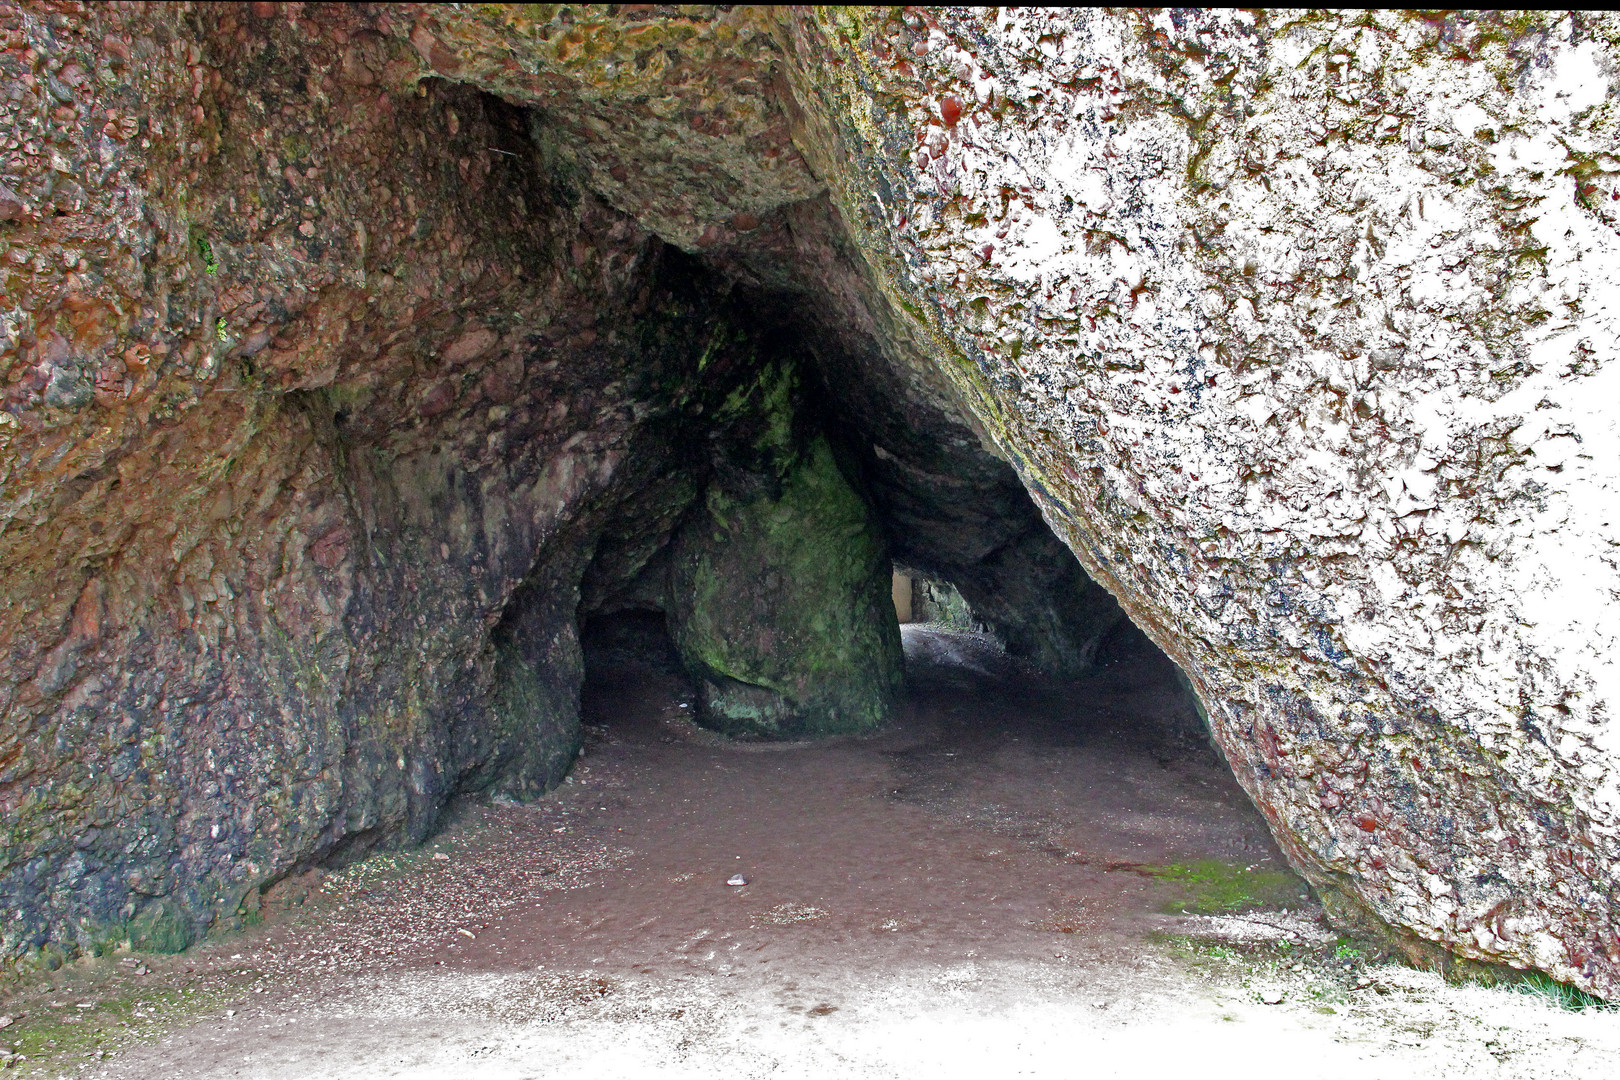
[
  {"x1": 3, "y1": 3, "x2": 1618, "y2": 1024},
  {"x1": 0, "y1": 32, "x2": 1163, "y2": 967},
  {"x1": 550, "y1": 243, "x2": 1138, "y2": 744}
]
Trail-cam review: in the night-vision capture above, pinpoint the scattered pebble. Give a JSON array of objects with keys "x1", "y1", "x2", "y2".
[
  {"x1": 727, "y1": 874, "x2": 749, "y2": 887},
  {"x1": 458, "y1": 928, "x2": 477, "y2": 939},
  {"x1": 433, "y1": 853, "x2": 450, "y2": 861},
  {"x1": 1259, "y1": 989, "x2": 1286, "y2": 1005},
  {"x1": 753, "y1": 904, "x2": 827, "y2": 927}
]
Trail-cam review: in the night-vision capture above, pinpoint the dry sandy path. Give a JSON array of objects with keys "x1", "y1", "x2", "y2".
[{"x1": 5, "y1": 627, "x2": 1618, "y2": 1077}]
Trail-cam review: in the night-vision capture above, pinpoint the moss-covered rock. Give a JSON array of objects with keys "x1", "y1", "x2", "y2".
[
  {"x1": 126, "y1": 899, "x2": 197, "y2": 955},
  {"x1": 671, "y1": 434, "x2": 903, "y2": 738},
  {"x1": 911, "y1": 577, "x2": 982, "y2": 632}
]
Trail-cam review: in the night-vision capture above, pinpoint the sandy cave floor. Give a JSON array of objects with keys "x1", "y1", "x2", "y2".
[{"x1": 2, "y1": 625, "x2": 1618, "y2": 1078}]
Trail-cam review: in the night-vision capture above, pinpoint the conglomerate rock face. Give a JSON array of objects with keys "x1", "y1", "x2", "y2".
[
  {"x1": 776, "y1": 8, "x2": 1620, "y2": 995},
  {"x1": 1, "y1": 3, "x2": 1617, "y2": 997},
  {"x1": 0, "y1": 0, "x2": 766, "y2": 956},
  {"x1": 0, "y1": 0, "x2": 1089, "y2": 966}
]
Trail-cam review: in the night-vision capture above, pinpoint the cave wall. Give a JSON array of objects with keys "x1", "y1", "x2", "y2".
[
  {"x1": 0, "y1": 0, "x2": 720, "y2": 957},
  {"x1": 0, "y1": 1, "x2": 875, "y2": 963},
  {"x1": 5, "y1": 2, "x2": 1617, "y2": 999},
  {"x1": 773, "y1": 8, "x2": 1620, "y2": 995},
  {"x1": 906, "y1": 577, "x2": 982, "y2": 635}
]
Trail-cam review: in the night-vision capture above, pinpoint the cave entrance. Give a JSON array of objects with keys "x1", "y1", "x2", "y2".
[
  {"x1": 567, "y1": 579, "x2": 1304, "y2": 982},
  {"x1": 405, "y1": 117, "x2": 1301, "y2": 985},
  {"x1": 556, "y1": 256, "x2": 1306, "y2": 969}
]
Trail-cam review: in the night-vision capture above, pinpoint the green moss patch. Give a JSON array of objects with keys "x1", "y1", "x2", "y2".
[
  {"x1": 671, "y1": 435, "x2": 903, "y2": 739},
  {"x1": 1142, "y1": 859, "x2": 1306, "y2": 914}
]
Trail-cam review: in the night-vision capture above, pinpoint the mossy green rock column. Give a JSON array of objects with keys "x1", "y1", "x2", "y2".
[{"x1": 670, "y1": 437, "x2": 903, "y2": 738}]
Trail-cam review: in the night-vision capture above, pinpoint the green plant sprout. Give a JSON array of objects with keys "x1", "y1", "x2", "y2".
[{"x1": 193, "y1": 232, "x2": 218, "y2": 275}]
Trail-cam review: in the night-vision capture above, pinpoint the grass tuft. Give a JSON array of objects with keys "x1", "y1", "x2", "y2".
[{"x1": 1512, "y1": 970, "x2": 1616, "y2": 1012}]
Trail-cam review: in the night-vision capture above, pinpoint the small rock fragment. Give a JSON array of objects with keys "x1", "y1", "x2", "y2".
[
  {"x1": 432, "y1": 852, "x2": 449, "y2": 861},
  {"x1": 457, "y1": 928, "x2": 476, "y2": 939},
  {"x1": 1259, "y1": 989, "x2": 1285, "y2": 1005},
  {"x1": 0, "y1": 184, "x2": 24, "y2": 222},
  {"x1": 727, "y1": 874, "x2": 749, "y2": 886}
]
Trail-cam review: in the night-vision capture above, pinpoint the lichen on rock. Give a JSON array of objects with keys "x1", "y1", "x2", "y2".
[{"x1": 775, "y1": 6, "x2": 1620, "y2": 996}]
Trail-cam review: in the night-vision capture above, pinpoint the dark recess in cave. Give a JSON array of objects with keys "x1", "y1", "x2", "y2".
[
  {"x1": 391, "y1": 85, "x2": 1170, "y2": 753},
  {"x1": 554, "y1": 259, "x2": 1186, "y2": 738}
]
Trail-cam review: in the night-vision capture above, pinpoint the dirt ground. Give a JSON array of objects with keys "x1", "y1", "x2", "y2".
[{"x1": 2, "y1": 625, "x2": 1617, "y2": 1078}]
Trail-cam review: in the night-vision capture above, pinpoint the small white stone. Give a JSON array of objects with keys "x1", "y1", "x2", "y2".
[
  {"x1": 1259, "y1": 989, "x2": 1285, "y2": 1005},
  {"x1": 727, "y1": 874, "x2": 749, "y2": 886}
]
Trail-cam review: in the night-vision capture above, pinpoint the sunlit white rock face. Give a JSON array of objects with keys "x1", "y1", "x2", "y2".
[{"x1": 780, "y1": 9, "x2": 1620, "y2": 993}]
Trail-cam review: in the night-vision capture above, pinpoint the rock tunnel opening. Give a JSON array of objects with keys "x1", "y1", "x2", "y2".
[
  {"x1": 467, "y1": 222, "x2": 1299, "y2": 996},
  {"x1": 4, "y1": 3, "x2": 1617, "y2": 1043},
  {"x1": 479, "y1": 229, "x2": 1195, "y2": 753},
  {"x1": 0, "y1": 51, "x2": 1245, "y2": 985}
]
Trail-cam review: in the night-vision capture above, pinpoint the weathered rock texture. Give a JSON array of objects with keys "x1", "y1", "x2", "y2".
[
  {"x1": 906, "y1": 577, "x2": 982, "y2": 635},
  {"x1": 2, "y1": 3, "x2": 1617, "y2": 998},
  {"x1": 670, "y1": 433, "x2": 902, "y2": 738},
  {"x1": 775, "y1": 7, "x2": 1620, "y2": 995}
]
